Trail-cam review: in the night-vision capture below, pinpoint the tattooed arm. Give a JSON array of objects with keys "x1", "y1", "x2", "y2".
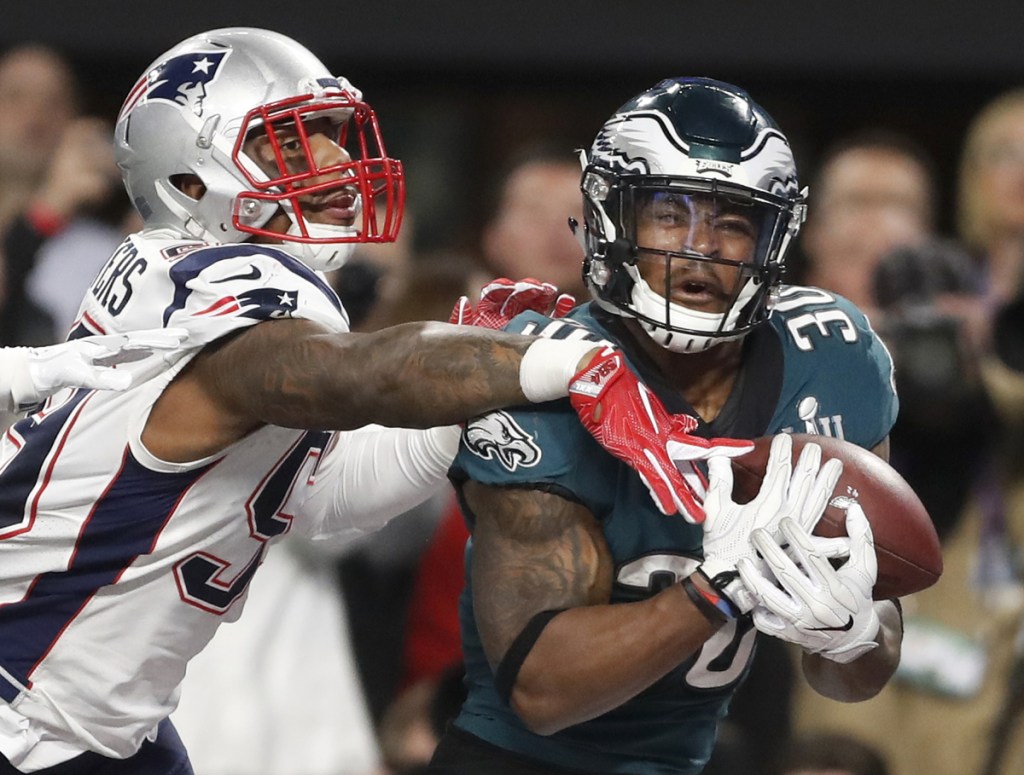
[
  {"x1": 143, "y1": 318, "x2": 578, "y2": 463},
  {"x1": 465, "y1": 479, "x2": 723, "y2": 735}
]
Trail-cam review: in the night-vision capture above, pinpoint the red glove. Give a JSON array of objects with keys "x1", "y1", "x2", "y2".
[
  {"x1": 568, "y1": 346, "x2": 753, "y2": 522},
  {"x1": 449, "y1": 277, "x2": 575, "y2": 330}
]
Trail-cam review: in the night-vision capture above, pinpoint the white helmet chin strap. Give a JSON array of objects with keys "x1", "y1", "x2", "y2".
[
  {"x1": 277, "y1": 188, "x2": 364, "y2": 270},
  {"x1": 627, "y1": 266, "x2": 756, "y2": 354},
  {"x1": 276, "y1": 221, "x2": 359, "y2": 271}
]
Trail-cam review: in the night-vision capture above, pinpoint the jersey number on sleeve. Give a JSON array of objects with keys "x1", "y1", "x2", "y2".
[{"x1": 774, "y1": 287, "x2": 858, "y2": 352}]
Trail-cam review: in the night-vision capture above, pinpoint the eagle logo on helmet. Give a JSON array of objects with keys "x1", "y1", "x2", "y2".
[
  {"x1": 464, "y1": 412, "x2": 542, "y2": 472},
  {"x1": 591, "y1": 111, "x2": 692, "y2": 176},
  {"x1": 741, "y1": 127, "x2": 802, "y2": 198},
  {"x1": 119, "y1": 50, "x2": 229, "y2": 121}
]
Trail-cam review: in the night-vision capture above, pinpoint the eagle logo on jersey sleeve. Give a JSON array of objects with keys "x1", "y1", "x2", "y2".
[{"x1": 464, "y1": 412, "x2": 542, "y2": 472}]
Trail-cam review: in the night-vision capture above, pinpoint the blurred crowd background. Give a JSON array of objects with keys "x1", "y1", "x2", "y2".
[{"x1": 3, "y1": 2, "x2": 1024, "y2": 775}]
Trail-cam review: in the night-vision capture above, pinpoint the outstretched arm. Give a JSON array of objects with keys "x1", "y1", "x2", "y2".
[
  {"x1": 144, "y1": 316, "x2": 730, "y2": 523},
  {"x1": 466, "y1": 479, "x2": 720, "y2": 735},
  {"x1": 144, "y1": 318, "x2": 577, "y2": 461}
]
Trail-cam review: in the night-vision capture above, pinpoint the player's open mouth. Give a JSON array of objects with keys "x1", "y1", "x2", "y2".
[
  {"x1": 668, "y1": 273, "x2": 728, "y2": 311},
  {"x1": 304, "y1": 189, "x2": 358, "y2": 224}
]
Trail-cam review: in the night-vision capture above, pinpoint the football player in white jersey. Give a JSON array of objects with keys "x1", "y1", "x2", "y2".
[{"x1": 0, "y1": 28, "x2": 744, "y2": 775}]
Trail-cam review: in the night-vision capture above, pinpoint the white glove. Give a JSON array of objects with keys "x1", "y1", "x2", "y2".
[
  {"x1": 663, "y1": 427, "x2": 755, "y2": 522},
  {"x1": 0, "y1": 328, "x2": 189, "y2": 411},
  {"x1": 699, "y1": 433, "x2": 844, "y2": 614},
  {"x1": 738, "y1": 506, "x2": 880, "y2": 664}
]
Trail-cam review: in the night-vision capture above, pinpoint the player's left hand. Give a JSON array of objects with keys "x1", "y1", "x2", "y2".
[
  {"x1": 449, "y1": 277, "x2": 575, "y2": 330},
  {"x1": 567, "y1": 345, "x2": 751, "y2": 521},
  {"x1": 738, "y1": 507, "x2": 880, "y2": 663},
  {"x1": 16, "y1": 328, "x2": 190, "y2": 405}
]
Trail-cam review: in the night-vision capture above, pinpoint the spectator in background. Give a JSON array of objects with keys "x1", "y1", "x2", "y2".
[
  {"x1": 957, "y1": 89, "x2": 1024, "y2": 424},
  {"x1": 791, "y1": 129, "x2": 990, "y2": 533},
  {"x1": 477, "y1": 147, "x2": 588, "y2": 299},
  {"x1": 797, "y1": 130, "x2": 936, "y2": 314},
  {"x1": 868, "y1": 238, "x2": 995, "y2": 540},
  {"x1": 0, "y1": 45, "x2": 77, "y2": 231},
  {"x1": 19, "y1": 117, "x2": 129, "y2": 339},
  {"x1": 789, "y1": 110, "x2": 1024, "y2": 775},
  {"x1": 959, "y1": 89, "x2": 1024, "y2": 301},
  {"x1": 0, "y1": 44, "x2": 129, "y2": 346},
  {"x1": 956, "y1": 86, "x2": 1024, "y2": 775},
  {"x1": 0, "y1": 44, "x2": 76, "y2": 339}
]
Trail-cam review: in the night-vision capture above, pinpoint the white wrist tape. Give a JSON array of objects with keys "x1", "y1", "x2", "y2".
[
  {"x1": 519, "y1": 338, "x2": 599, "y2": 403},
  {"x1": 0, "y1": 348, "x2": 36, "y2": 412}
]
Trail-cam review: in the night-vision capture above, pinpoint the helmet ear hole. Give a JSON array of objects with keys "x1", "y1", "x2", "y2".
[{"x1": 170, "y1": 174, "x2": 206, "y2": 201}]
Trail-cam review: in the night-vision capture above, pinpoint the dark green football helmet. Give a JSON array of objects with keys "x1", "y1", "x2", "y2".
[{"x1": 580, "y1": 77, "x2": 806, "y2": 353}]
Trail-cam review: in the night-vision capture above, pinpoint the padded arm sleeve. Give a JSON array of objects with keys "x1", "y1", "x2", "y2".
[{"x1": 298, "y1": 424, "x2": 461, "y2": 544}]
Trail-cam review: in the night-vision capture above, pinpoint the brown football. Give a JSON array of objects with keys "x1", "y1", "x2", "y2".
[{"x1": 730, "y1": 434, "x2": 942, "y2": 599}]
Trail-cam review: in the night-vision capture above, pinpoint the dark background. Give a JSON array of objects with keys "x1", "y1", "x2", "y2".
[{"x1": 5, "y1": 0, "x2": 1024, "y2": 253}]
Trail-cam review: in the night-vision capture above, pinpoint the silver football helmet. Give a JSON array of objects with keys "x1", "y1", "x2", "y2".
[
  {"x1": 114, "y1": 27, "x2": 404, "y2": 271},
  {"x1": 579, "y1": 77, "x2": 806, "y2": 353}
]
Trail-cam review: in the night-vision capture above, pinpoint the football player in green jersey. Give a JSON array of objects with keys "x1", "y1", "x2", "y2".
[{"x1": 428, "y1": 78, "x2": 904, "y2": 775}]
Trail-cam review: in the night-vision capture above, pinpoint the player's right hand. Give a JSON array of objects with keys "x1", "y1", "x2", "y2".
[
  {"x1": 449, "y1": 277, "x2": 575, "y2": 330},
  {"x1": 738, "y1": 507, "x2": 880, "y2": 663}
]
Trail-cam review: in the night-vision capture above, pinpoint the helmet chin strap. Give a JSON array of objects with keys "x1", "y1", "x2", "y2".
[
  {"x1": 276, "y1": 191, "x2": 363, "y2": 271},
  {"x1": 275, "y1": 221, "x2": 359, "y2": 271},
  {"x1": 628, "y1": 267, "x2": 756, "y2": 354}
]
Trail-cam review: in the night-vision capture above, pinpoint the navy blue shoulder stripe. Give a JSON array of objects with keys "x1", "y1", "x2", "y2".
[{"x1": 162, "y1": 245, "x2": 343, "y2": 326}]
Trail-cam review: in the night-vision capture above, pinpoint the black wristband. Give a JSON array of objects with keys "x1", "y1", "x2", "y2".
[
  {"x1": 494, "y1": 609, "x2": 565, "y2": 704},
  {"x1": 681, "y1": 575, "x2": 730, "y2": 626}
]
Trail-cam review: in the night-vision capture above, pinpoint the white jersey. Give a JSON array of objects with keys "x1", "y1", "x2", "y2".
[{"x1": 0, "y1": 230, "x2": 374, "y2": 770}]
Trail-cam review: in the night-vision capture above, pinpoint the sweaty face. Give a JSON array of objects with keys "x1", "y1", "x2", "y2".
[
  {"x1": 632, "y1": 191, "x2": 761, "y2": 314},
  {"x1": 242, "y1": 116, "x2": 358, "y2": 232}
]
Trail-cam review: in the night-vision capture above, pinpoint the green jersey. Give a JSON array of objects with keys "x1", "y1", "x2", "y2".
[{"x1": 449, "y1": 287, "x2": 898, "y2": 774}]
